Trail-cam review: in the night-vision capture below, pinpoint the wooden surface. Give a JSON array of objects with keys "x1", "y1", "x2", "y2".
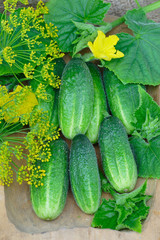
[
  {"x1": 1, "y1": 179, "x2": 160, "y2": 240},
  {"x1": 0, "y1": 2, "x2": 160, "y2": 240}
]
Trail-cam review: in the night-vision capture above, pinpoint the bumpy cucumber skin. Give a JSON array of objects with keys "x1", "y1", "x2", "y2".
[
  {"x1": 70, "y1": 134, "x2": 101, "y2": 214},
  {"x1": 103, "y1": 69, "x2": 140, "y2": 134},
  {"x1": 58, "y1": 58, "x2": 94, "y2": 139},
  {"x1": 31, "y1": 138, "x2": 69, "y2": 220},
  {"x1": 98, "y1": 116, "x2": 137, "y2": 193},
  {"x1": 86, "y1": 62, "x2": 109, "y2": 144}
]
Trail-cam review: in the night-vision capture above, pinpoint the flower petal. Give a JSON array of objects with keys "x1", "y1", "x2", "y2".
[{"x1": 94, "y1": 31, "x2": 106, "y2": 50}]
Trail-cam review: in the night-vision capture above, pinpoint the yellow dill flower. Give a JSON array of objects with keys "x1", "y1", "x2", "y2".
[
  {"x1": 0, "y1": 121, "x2": 48, "y2": 187},
  {"x1": 88, "y1": 30, "x2": 124, "y2": 61},
  {"x1": 0, "y1": 85, "x2": 38, "y2": 124},
  {"x1": 16, "y1": 86, "x2": 38, "y2": 118},
  {"x1": 1, "y1": 20, "x2": 13, "y2": 34},
  {"x1": 2, "y1": 46, "x2": 17, "y2": 66},
  {"x1": 40, "y1": 62, "x2": 61, "y2": 88},
  {"x1": 0, "y1": 0, "x2": 63, "y2": 89},
  {"x1": 0, "y1": 141, "x2": 13, "y2": 186},
  {"x1": 35, "y1": 83, "x2": 50, "y2": 101},
  {"x1": 17, "y1": 164, "x2": 46, "y2": 187},
  {"x1": 24, "y1": 63, "x2": 35, "y2": 79},
  {"x1": 3, "y1": 0, "x2": 28, "y2": 13}
]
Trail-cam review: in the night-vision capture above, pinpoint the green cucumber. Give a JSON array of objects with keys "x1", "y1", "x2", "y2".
[
  {"x1": 86, "y1": 62, "x2": 109, "y2": 144},
  {"x1": 31, "y1": 138, "x2": 69, "y2": 220},
  {"x1": 98, "y1": 116, "x2": 137, "y2": 193},
  {"x1": 70, "y1": 134, "x2": 101, "y2": 214},
  {"x1": 58, "y1": 58, "x2": 94, "y2": 139},
  {"x1": 103, "y1": 69, "x2": 140, "y2": 134}
]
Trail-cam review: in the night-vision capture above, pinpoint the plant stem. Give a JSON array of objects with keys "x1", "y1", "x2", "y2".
[
  {"x1": 143, "y1": 1, "x2": 160, "y2": 13},
  {"x1": 108, "y1": 0, "x2": 160, "y2": 31},
  {"x1": 110, "y1": 16, "x2": 125, "y2": 29},
  {"x1": 11, "y1": 160, "x2": 19, "y2": 171},
  {"x1": 134, "y1": 0, "x2": 141, "y2": 8}
]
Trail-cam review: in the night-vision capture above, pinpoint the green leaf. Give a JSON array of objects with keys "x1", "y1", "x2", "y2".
[
  {"x1": 104, "y1": 9, "x2": 160, "y2": 85},
  {"x1": 92, "y1": 176, "x2": 151, "y2": 232},
  {"x1": 44, "y1": 0, "x2": 110, "y2": 52},
  {"x1": 111, "y1": 181, "x2": 148, "y2": 205},
  {"x1": 132, "y1": 86, "x2": 160, "y2": 140},
  {"x1": 115, "y1": 201, "x2": 134, "y2": 225},
  {"x1": 72, "y1": 22, "x2": 112, "y2": 56},
  {"x1": 100, "y1": 169, "x2": 148, "y2": 204},
  {"x1": 130, "y1": 135, "x2": 160, "y2": 178},
  {"x1": 91, "y1": 199, "x2": 119, "y2": 229},
  {"x1": 72, "y1": 21, "x2": 96, "y2": 34},
  {"x1": 99, "y1": 169, "x2": 114, "y2": 193},
  {"x1": 72, "y1": 31, "x2": 97, "y2": 56},
  {"x1": 119, "y1": 199, "x2": 150, "y2": 233}
]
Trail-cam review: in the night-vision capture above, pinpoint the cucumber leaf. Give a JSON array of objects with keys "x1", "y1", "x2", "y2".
[
  {"x1": 110, "y1": 181, "x2": 148, "y2": 205},
  {"x1": 103, "y1": 9, "x2": 160, "y2": 85},
  {"x1": 132, "y1": 86, "x2": 160, "y2": 140},
  {"x1": 92, "y1": 174, "x2": 151, "y2": 232},
  {"x1": 130, "y1": 135, "x2": 160, "y2": 178},
  {"x1": 91, "y1": 199, "x2": 119, "y2": 229},
  {"x1": 44, "y1": 0, "x2": 110, "y2": 52},
  {"x1": 118, "y1": 199, "x2": 150, "y2": 232}
]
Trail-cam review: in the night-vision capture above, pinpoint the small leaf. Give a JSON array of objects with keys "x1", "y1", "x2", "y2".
[
  {"x1": 120, "y1": 199, "x2": 150, "y2": 233},
  {"x1": 72, "y1": 31, "x2": 97, "y2": 56},
  {"x1": 72, "y1": 21, "x2": 96, "y2": 34}
]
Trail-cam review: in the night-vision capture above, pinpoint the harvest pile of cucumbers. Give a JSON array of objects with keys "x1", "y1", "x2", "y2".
[{"x1": 31, "y1": 57, "x2": 148, "y2": 220}]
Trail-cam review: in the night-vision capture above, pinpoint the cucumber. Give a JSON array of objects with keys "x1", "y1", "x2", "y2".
[
  {"x1": 98, "y1": 116, "x2": 137, "y2": 193},
  {"x1": 103, "y1": 69, "x2": 140, "y2": 134},
  {"x1": 86, "y1": 62, "x2": 109, "y2": 144},
  {"x1": 30, "y1": 138, "x2": 69, "y2": 220},
  {"x1": 70, "y1": 134, "x2": 101, "y2": 214},
  {"x1": 58, "y1": 58, "x2": 94, "y2": 139}
]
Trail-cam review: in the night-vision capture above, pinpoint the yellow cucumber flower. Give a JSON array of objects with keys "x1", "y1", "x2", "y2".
[{"x1": 88, "y1": 30, "x2": 124, "y2": 61}]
